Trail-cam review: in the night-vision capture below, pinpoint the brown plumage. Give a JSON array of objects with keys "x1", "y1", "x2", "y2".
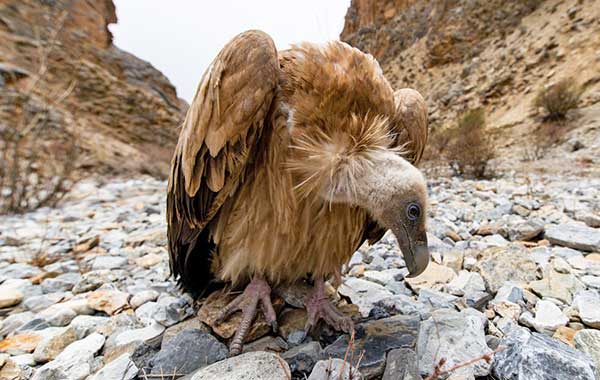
[{"x1": 167, "y1": 30, "x2": 429, "y2": 354}]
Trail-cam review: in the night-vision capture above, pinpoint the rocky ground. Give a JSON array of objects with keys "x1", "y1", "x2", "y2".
[{"x1": 0, "y1": 173, "x2": 599, "y2": 380}]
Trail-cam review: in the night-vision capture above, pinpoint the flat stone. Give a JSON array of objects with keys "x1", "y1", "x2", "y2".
[
  {"x1": 553, "y1": 326, "x2": 577, "y2": 347},
  {"x1": 324, "y1": 314, "x2": 419, "y2": 379},
  {"x1": 32, "y1": 333, "x2": 106, "y2": 380},
  {"x1": 308, "y1": 358, "x2": 362, "y2": 380},
  {"x1": 545, "y1": 223, "x2": 600, "y2": 252},
  {"x1": 137, "y1": 295, "x2": 194, "y2": 327},
  {"x1": 338, "y1": 278, "x2": 394, "y2": 317},
  {"x1": 0, "y1": 332, "x2": 43, "y2": 354},
  {"x1": 72, "y1": 270, "x2": 127, "y2": 294},
  {"x1": 363, "y1": 268, "x2": 405, "y2": 285},
  {"x1": 574, "y1": 329, "x2": 600, "y2": 380},
  {"x1": 532, "y1": 300, "x2": 568, "y2": 334},
  {"x1": 493, "y1": 327, "x2": 595, "y2": 380},
  {"x1": 162, "y1": 318, "x2": 209, "y2": 346},
  {"x1": 582, "y1": 275, "x2": 600, "y2": 290},
  {"x1": 242, "y1": 335, "x2": 288, "y2": 353},
  {"x1": 149, "y1": 329, "x2": 228, "y2": 376},
  {"x1": 275, "y1": 281, "x2": 313, "y2": 308},
  {"x1": 494, "y1": 301, "x2": 521, "y2": 320},
  {"x1": 405, "y1": 262, "x2": 456, "y2": 292},
  {"x1": 474, "y1": 245, "x2": 537, "y2": 293},
  {"x1": 0, "y1": 311, "x2": 35, "y2": 336},
  {"x1": 443, "y1": 251, "x2": 464, "y2": 273},
  {"x1": 22, "y1": 292, "x2": 65, "y2": 312},
  {"x1": 377, "y1": 293, "x2": 432, "y2": 320},
  {"x1": 68, "y1": 315, "x2": 110, "y2": 339},
  {"x1": 447, "y1": 270, "x2": 486, "y2": 294},
  {"x1": 417, "y1": 309, "x2": 491, "y2": 377},
  {"x1": 417, "y1": 288, "x2": 458, "y2": 310},
  {"x1": 33, "y1": 327, "x2": 77, "y2": 363},
  {"x1": 573, "y1": 290, "x2": 600, "y2": 328},
  {"x1": 87, "y1": 353, "x2": 138, "y2": 380},
  {"x1": 134, "y1": 253, "x2": 162, "y2": 268},
  {"x1": 382, "y1": 348, "x2": 420, "y2": 380},
  {"x1": 189, "y1": 351, "x2": 290, "y2": 380},
  {"x1": 507, "y1": 219, "x2": 544, "y2": 241},
  {"x1": 282, "y1": 342, "x2": 323, "y2": 376},
  {"x1": 87, "y1": 289, "x2": 130, "y2": 315},
  {"x1": 91, "y1": 255, "x2": 128, "y2": 270},
  {"x1": 41, "y1": 273, "x2": 81, "y2": 293},
  {"x1": 0, "y1": 288, "x2": 23, "y2": 308},
  {"x1": 529, "y1": 264, "x2": 584, "y2": 304},
  {"x1": 38, "y1": 304, "x2": 77, "y2": 326},
  {"x1": 129, "y1": 290, "x2": 159, "y2": 309},
  {"x1": 492, "y1": 282, "x2": 524, "y2": 305},
  {"x1": 0, "y1": 263, "x2": 42, "y2": 282},
  {"x1": 104, "y1": 322, "x2": 165, "y2": 361}
]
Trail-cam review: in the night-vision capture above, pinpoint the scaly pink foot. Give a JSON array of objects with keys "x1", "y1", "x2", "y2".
[
  {"x1": 304, "y1": 278, "x2": 354, "y2": 335},
  {"x1": 216, "y1": 276, "x2": 278, "y2": 356}
]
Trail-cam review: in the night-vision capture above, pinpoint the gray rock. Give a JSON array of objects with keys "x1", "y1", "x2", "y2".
[
  {"x1": 38, "y1": 304, "x2": 77, "y2": 327},
  {"x1": 91, "y1": 255, "x2": 129, "y2": 270},
  {"x1": 0, "y1": 263, "x2": 41, "y2": 282},
  {"x1": 136, "y1": 295, "x2": 193, "y2": 327},
  {"x1": 87, "y1": 353, "x2": 138, "y2": 380},
  {"x1": 32, "y1": 333, "x2": 106, "y2": 380},
  {"x1": 507, "y1": 220, "x2": 544, "y2": 241},
  {"x1": 150, "y1": 329, "x2": 227, "y2": 376},
  {"x1": 41, "y1": 273, "x2": 81, "y2": 293},
  {"x1": 447, "y1": 271, "x2": 486, "y2": 294},
  {"x1": 338, "y1": 278, "x2": 394, "y2": 317},
  {"x1": 382, "y1": 348, "x2": 420, "y2": 380},
  {"x1": 377, "y1": 294, "x2": 431, "y2": 320},
  {"x1": 324, "y1": 314, "x2": 419, "y2": 379},
  {"x1": 417, "y1": 309, "x2": 491, "y2": 377},
  {"x1": 417, "y1": 288, "x2": 458, "y2": 310},
  {"x1": 308, "y1": 359, "x2": 362, "y2": 380},
  {"x1": 363, "y1": 269, "x2": 405, "y2": 285},
  {"x1": 0, "y1": 311, "x2": 35, "y2": 336},
  {"x1": 130, "y1": 290, "x2": 159, "y2": 309},
  {"x1": 529, "y1": 264, "x2": 584, "y2": 304},
  {"x1": 574, "y1": 330, "x2": 600, "y2": 380},
  {"x1": 282, "y1": 341, "x2": 324, "y2": 376},
  {"x1": 582, "y1": 275, "x2": 600, "y2": 290},
  {"x1": 545, "y1": 223, "x2": 600, "y2": 252},
  {"x1": 190, "y1": 351, "x2": 291, "y2": 380},
  {"x1": 573, "y1": 291, "x2": 600, "y2": 328},
  {"x1": 532, "y1": 300, "x2": 568, "y2": 334},
  {"x1": 474, "y1": 245, "x2": 537, "y2": 293},
  {"x1": 22, "y1": 293, "x2": 65, "y2": 313},
  {"x1": 493, "y1": 327, "x2": 595, "y2": 380},
  {"x1": 104, "y1": 321, "x2": 164, "y2": 359},
  {"x1": 492, "y1": 282, "x2": 524, "y2": 305},
  {"x1": 72, "y1": 270, "x2": 127, "y2": 294},
  {"x1": 68, "y1": 315, "x2": 110, "y2": 339}
]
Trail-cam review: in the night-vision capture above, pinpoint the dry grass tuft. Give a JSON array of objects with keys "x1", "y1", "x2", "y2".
[{"x1": 534, "y1": 78, "x2": 581, "y2": 121}]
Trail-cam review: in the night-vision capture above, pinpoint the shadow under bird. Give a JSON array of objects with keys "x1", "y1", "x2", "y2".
[{"x1": 167, "y1": 30, "x2": 430, "y2": 355}]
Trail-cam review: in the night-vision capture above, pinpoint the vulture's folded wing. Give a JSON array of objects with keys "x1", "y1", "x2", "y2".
[
  {"x1": 362, "y1": 88, "x2": 429, "y2": 244},
  {"x1": 167, "y1": 30, "x2": 280, "y2": 292}
]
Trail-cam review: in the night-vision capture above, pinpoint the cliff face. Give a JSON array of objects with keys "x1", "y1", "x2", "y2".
[
  {"x1": 341, "y1": 0, "x2": 600, "y2": 170},
  {"x1": 0, "y1": 0, "x2": 187, "y2": 178}
]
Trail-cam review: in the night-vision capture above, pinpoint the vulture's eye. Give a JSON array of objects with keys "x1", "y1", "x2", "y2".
[{"x1": 406, "y1": 203, "x2": 421, "y2": 221}]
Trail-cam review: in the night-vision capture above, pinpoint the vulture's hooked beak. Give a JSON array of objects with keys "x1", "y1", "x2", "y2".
[{"x1": 394, "y1": 227, "x2": 429, "y2": 278}]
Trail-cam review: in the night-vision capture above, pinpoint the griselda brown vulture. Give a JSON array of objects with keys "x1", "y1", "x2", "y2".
[{"x1": 167, "y1": 30, "x2": 429, "y2": 355}]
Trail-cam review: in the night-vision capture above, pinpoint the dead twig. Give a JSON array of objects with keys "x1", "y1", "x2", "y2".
[{"x1": 425, "y1": 345, "x2": 508, "y2": 380}]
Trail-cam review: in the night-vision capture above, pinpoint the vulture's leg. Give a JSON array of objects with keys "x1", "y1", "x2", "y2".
[
  {"x1": 304, "y1": 278, "x2": 354, "y2": 335},
  {"x1": 215, "y1": 276, "x2": 278, "y2": 356}
]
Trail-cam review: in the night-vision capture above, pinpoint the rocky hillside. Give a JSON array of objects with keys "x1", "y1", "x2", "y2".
[
  {"x1": 0, "y1": 0, "x2": 186, "y2": 178},
  {"x1": 342, "y1": 0, "x2": 600, "y2": 174}
]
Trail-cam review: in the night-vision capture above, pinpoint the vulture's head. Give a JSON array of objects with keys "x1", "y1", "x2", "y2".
[{"x1": 288, "y1": 85, "x2": 430, "y2": 278}]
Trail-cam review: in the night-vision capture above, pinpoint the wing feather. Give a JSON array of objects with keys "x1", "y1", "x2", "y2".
[{"x1": 167, "y1": 30, "x2": 279, "y2": 294}]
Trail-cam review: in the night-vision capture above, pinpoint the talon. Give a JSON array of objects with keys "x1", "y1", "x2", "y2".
[
  {"x1": 214, "y1": 277, "x2": 277, "y2": 355},
  {"x1": 304, "y1": 278, "x2": 355, "y2": 335}
]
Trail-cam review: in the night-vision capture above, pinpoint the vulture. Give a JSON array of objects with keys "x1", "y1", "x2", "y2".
[{"x1": 167, "y1": 30, "x2": 430, "y2": 355}]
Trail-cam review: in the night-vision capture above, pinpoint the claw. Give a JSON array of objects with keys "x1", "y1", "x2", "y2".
[
  {"x1": 304, "y1": 278, "x2": 354, "y2": 336},
  {"x1": 215, "y1": 277, "x2": 277, "y2": 356}
]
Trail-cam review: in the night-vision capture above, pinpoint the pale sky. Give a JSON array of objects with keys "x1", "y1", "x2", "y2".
[{"x1": 110, "y1": 1, "x2": 350, "y2": 102}]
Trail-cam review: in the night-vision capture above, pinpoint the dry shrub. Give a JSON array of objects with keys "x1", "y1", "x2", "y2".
[
  {"x1": 534, "y1": 78, "x2": 581, "y2": 121},
  {"x1": 0, "y1": 11, "x2": 78, "y2": 214},
  {"x1": 445, "y1": 108, "x2": 495, "y2": 178}
]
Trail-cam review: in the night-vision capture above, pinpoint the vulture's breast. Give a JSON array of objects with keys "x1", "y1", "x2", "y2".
[{"x1": 209, "y1": 108, "x2": 367, "y2": 286}]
